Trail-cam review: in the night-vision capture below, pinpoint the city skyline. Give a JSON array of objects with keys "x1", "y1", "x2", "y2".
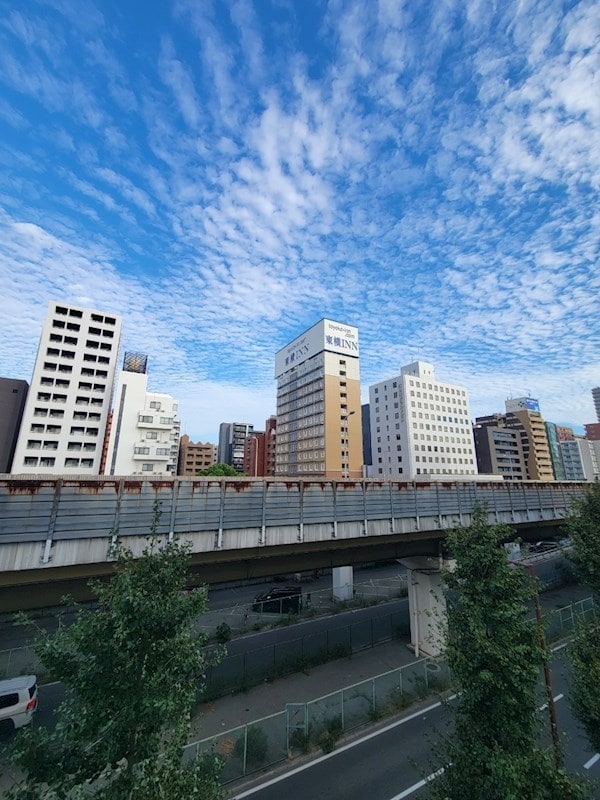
[{"x1": 0, "y1": 2, "x2": 598, "y2": 442}]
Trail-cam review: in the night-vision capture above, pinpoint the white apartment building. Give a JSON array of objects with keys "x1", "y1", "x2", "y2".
[
  {"x1": 104, "y1": 356, "x2": 180, "y2": 476},
  {"x1": 560, "y1": 438, "x2": 600, "y2": 481},
  {"x1": 369, "y1": 361, "x2": 477, "y2": 479},
  {"x1": 12, "y1": 302, "x2": 121, "y2": 474}
]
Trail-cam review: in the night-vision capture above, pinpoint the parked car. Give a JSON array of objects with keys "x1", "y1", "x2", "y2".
[
  {"x1": 529, "y1": 540, "x2": 558, "y2": 553},
  {"x1": 0, "y1": 675, "x2": 38, "y2": 735},
  {"x1": 252, "y1": 586, "x2": 302, "y2": 614}
]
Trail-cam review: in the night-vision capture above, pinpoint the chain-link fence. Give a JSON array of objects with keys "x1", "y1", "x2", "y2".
[
  {"x1": 200, "y1": 607, "x2": 411, "y2": 700},
  {"x1": 184, "y1": 655, "x2": 452, "y2": 784},
  {"x1": 193, "y1": 573, "x2": 409, "y2": 638},
  {"x1": 183, "y1": 593, "x2": 597, "y2": 785},
  {"x1": 544, "y1": 595, "x2": 596, "y2": 642},
  {"x1": 0, "y1": 645, "x2": 42, "y2": 680}
]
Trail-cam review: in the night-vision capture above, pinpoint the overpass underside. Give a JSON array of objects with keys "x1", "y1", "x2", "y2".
[{"x1": 0, "y1": 477, "x2": 582, "y2": 611}]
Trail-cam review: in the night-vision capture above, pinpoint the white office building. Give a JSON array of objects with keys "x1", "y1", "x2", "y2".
[
  {"x1": 560, "y1": 437, "x2": 600, "y2": 482},
  {"x1": 369, "y1": 361, "x2": 477, "y2": 479},
  {"x1": 104, "y1": 353, "x2": 180, "y2": 476},
  {"x1": 12, "y1": 302, "x2": 121, "y2": 474}
]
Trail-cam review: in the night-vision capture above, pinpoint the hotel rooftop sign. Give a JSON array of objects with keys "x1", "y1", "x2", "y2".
[{"x1": 275, "y1": 318, "x2": 359, "y2": 378}]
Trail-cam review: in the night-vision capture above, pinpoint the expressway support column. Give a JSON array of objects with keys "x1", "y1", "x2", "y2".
[
  {"x1": 332, "y1": 566, "x2": 353, "y2": 601},
  {"x1": 399, "y1": 556, "x2": 452, "y2": 658}
]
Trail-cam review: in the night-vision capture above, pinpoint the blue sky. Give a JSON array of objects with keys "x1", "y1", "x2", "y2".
[{"x1": 0, "y1": 0, "x2": 598, "y2": 442}]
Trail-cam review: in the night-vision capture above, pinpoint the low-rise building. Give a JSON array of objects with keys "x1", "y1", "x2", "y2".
[{"x1": 178, "y1": 436, "x2": 217, "y2": 475}]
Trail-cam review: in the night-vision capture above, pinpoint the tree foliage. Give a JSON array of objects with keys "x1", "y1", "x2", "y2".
[
  {"x1": 566, "y1": 482, "x2": 600, "y2": 754},
  {"x1": 196, "y1": 463, "x2": 242, "y2": 476},
  {"x1": 430, "y1": 505, "x2": 589, "y2": 800},
  {"x1": 7, "y1": 528, "x2": 223, "y2": 800},
  {"x1": 566, "y1": 481, "x2": 600, "y2": 595}
]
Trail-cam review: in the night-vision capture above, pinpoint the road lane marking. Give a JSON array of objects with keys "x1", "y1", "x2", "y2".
[
  {"x1": 388, "y1": 767, "x2": 445, "y2": 799},
  {"x1": 584, "y1": 753, "x2": 600, "y2": 770},
  {"x1": 229, "y1": 697, "x2": 456, "y2": 799},
  {"x1": 551, "y1": 641, "x2": 570, "y2": 652},
  {"x1": 539, "y1": 693, "x2": 564, "y2": 711}
]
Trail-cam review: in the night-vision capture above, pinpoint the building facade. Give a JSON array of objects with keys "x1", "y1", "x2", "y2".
[
  {"x1": 473, "y1": 417, "x2": 526, "y2": 480},
  {"x1": 178, "y1": 435, "x2": 217, "y2": 475},
  {"x1": 218, "y1": 422, "x2": 254, "y2": 472},
  {"x1": 545, "y1": 422, "x2": 566, "y2": 481},
  {"x1": 503, "y1": 398, "x2": 554, "y2": 481},
  {"x1": 243, "y1": 431, "x2": 266, "y2": 476},
  {"x1": 369, "y1": 361, "x2": 477, "y2": 479},
  {"x1": 104, "y1": 353, "x2": 180, "y2": 476},
  {"x1": 560, "y1": 437, "x2": 599, "y2": 481},
  {"x1": 584, "y1": 423, "x2": 600, "y2": 441},
  {"x1": 274, "y1": 319, "x2": 362, "y2": 478},
  {"x1": 12, "y1": 302, "x2": 121, "y2": 474},
  {"x1": 593, "y1": 387, "x2": 600, "y2": 422},
  {"x1": 0, "y1": 378, "x2": 29, "y2": 473}
]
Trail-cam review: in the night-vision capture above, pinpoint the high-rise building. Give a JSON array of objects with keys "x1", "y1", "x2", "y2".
[
  {"x1": 104, "y1": 352, "x2": 180, "y2": 476},
  {"x1": 585, "y1": 423, "x2": 600, "y2": 441},
  {"x1": 369, "y1": 361, "x2": 477, "y2": 479},
  {"x1": 361, "y1": 403, "x2": 372, "y2": 469},
  {"x1": 560, "y1": 437, "x2": 599, "y2": 481},
  {"x1": 178, "y1": 435, "x2": 217, "y2": 475},
  {"x1": 218, "y1": 422, "x2": 254, "y2": 472},
  {"x1": 503, "y1": 398, "x2": 554, "y2": 481},
  {"x1": 545, "y1": 422, "x2": 566, "y2": 481},
  {"x1": 274, "y1": 319, "x2": 362, "y2": 478},
  {"x1": 243, "y1": 431, "x2": 266, "y2": 476},
  {"x1": 0, "y1": 378, "x2": 29, "y2": 473},
  {"x1": 473, "y1": 416, "x2": 526, "y2": 480},
  {"x1": 12, "y1": 302, "x2": 121, "y2": 474},
  {"x1": 264, "y1": 415, "x2": 277, "y2": 476},
  {"x1": 592, "y1": 387, "x2": 600, "y2": 422}
]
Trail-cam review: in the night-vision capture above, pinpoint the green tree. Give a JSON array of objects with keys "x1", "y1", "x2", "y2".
[
  {"x1": 7, "y1": 532, "x2": 223, "y2": 800},
  {"x1": 196, "y1": 463, "x2": 243, "y2": 476},
  {"x1": 566, "y1": 482, "x2": 600, "y2": 753},
  {"x1": 430, "y1": 505, "x2": 589, "y2": 800}
]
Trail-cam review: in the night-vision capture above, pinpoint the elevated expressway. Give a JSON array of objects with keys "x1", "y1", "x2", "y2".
[{"x1": 0, "y1": 477, "x2": 586, "y2": 614}]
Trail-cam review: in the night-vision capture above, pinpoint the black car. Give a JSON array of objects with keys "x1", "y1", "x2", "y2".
[{"x1": 252, "y1": 586, "x2": 302, "y2": 614}]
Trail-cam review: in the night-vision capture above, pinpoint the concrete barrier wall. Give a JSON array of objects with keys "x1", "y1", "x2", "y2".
[{"x1": 0, "y1": 477, "x2": 587, "y2": 573}]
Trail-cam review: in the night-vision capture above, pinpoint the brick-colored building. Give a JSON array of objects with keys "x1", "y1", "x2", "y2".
[{"x1": 178, "y1": 435, "x2": 217, "y2": 475}]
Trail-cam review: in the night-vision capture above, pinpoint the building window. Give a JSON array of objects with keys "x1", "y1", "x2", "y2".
[
  {"x1": 134, "y1": 447, "x2": 150, "y2": 455},
  {"x1": 141, "y1": 463, "x2": 154, "y2": 472}
]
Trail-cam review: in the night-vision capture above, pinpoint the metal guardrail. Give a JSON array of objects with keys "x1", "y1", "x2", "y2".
[{"x1": 183, "y1": 594, "x2": 597, "y2": 784}]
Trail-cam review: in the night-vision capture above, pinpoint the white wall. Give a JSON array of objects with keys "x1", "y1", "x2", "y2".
[{"x1": 105, "y1": 371, "x2": 179, "y2": 476}]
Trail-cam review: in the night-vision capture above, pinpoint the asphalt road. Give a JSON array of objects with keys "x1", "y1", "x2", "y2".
[
  {"x1": 0, "y1": 562, "x2": 406, "y2": 651},
  {"x1": 228, "y1": 647, "x2": 600, "y2": 800}
]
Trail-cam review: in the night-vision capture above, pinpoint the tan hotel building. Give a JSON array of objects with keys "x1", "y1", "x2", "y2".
[{"x1": 275, "y1": 319, "x2": 362, "y2": 479}]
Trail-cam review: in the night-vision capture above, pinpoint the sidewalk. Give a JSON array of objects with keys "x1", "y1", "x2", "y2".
[
  {"x1": 190, "y1": 636, "x2": 419, "y2": 741},
  {"x1": 189, "y1": 581, "x2": 593, "y2": 743}
]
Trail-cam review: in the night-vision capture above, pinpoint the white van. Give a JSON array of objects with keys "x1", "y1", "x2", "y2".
[{"x1": 0, "y1": 675, "x2": 38, "y2": 734}]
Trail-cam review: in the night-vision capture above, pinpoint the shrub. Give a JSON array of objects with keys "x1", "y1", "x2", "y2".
[
  {"x1": 215, "y1": 622, "x2": 232, "y2": 643},
  {"x1": 234, "y1": 726, "x2": 268, "y2": 768}
]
